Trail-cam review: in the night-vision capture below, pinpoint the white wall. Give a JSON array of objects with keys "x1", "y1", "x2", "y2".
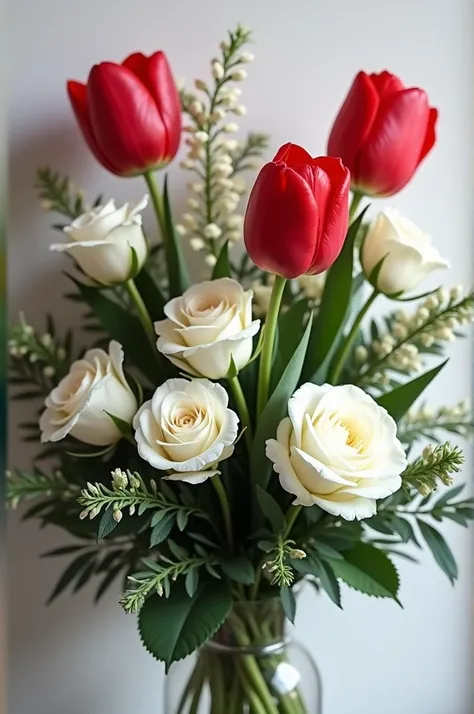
[{"x1": 7, "y1": 1, "x2": 474, "y2": 713}]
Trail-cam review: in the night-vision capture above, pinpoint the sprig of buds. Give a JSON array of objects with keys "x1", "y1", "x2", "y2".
[
  {"x1": 9, "y1": 313, "x2": 71, "y2": 383},
  {"x1": 401, "y1": 442, "x2": 464, "y2": 496}
]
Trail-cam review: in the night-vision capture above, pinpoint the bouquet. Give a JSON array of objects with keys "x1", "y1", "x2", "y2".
[{"x1": 8, "y1": 25, "x2": 474, "y2": 714}]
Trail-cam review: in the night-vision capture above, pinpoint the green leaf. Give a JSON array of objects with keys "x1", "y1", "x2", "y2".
[
  {"x1": 69, "y1": 275, "x2": 157, "y2": 383},
  {"x1": 162, "y1": 175, "x2": 190, "y2": 297},
  {"x1": 434, "y1": 484, "x2": 465, "y2": 509},
  {"x1": 417, "y1": 519, "x2": 458, "y2": 583},
  {"x1": 151, "y1": 510, "x2": 169, "y2": 528},
  {"x1": 129, "y1": 246, "x2": 140, "y2": 279},
  {"x1": 138, "y1": 579, "x2": 232, "y2": 671},
  {"x1": 94, "y1": 562, "x2": 125, "y2": 602},
  {"x1": 328, "y1": 543, "x2": 400, "y2": 601},
  {"x1": 256, "y1": 487, "x2": 285, "y2": 532},
  {"x1": 47, "y1": 552, "x2": 95, "y2": 604},
  {"x1": 273, "y1": 299, "x2": 309, "y2": 385},
  {"x1": 280, "y1": 586, "x2": 296, "y2": 624},
  {"x1": 315, "y1": 558, "x2": 342, "y2": 608},
  {"x1": 221, "y1": 557, "x2": 255, "y2": 585},
  {"x1": 104, "y1": 411, "x2": 132, "y2": 438},
  {"x1": 377, "y1": 361, "x2": 448, "y2": 422},
  {"x1": 185, "y1": 568, "x2": 199, "y2": 598},
  {"x1": 150, "y1": 512, "x2": 175, "y2": 547},
  {"x1": 302, "y1": 209, "x2": 368, "y2": 382},
  {"x1": 97, "y1": 508, "x2": 119, "y2": 541},
  {"x1": 176, "y1": 510, "x2": 190, "y2": 532},
  {"x1": 41, "y1": 545, "x2": 87, "y2": 558},
  {"x1": 251, "y1": 314, "x2": 313, "y2": 490},
  {"x1": 134, "y1": 267, "x2": 166, "y2": 322},
  {"x1": 212, "y1": 242, "x2": 231, "y2": 279}
]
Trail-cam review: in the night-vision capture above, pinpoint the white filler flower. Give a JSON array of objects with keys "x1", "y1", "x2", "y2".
[{"x1": 266, "y1": 383, "x2": 407, "y2": 520}]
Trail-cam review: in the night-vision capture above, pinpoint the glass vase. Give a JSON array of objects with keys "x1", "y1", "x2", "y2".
[{"x1": 165, "y1": 599, "x2": 322, "y2": 714}]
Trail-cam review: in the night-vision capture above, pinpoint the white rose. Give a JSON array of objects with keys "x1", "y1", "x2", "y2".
[
  {"x1": 40, "y1": 341, "x2": 137, "y2": 446},
  {"x1": 50, "y1": 196, "x2": 148, "y2": 285},
  {"x1": 155, "y1": 278, "x2": 260, "y2": 380},
  {"x1": 133, "y1": 378, "x2": 239, "y2": 483},
  {"x1": 361, "y1": 208, "x2": 450, "y2": 295},
  {"x1": 266, "y1": 383, "x2": 407, "y2": 521}
]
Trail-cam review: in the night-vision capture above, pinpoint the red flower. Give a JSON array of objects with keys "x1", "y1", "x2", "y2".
[
  {"x1": 327, "y1": 70, "x2": 438, "y2": 197},
  {"x1": 67, "y1": 51, "x2": 181, "y2": 177},
  {"x1": 243, "y1": 143, "x2": 350, "y2": 279}
]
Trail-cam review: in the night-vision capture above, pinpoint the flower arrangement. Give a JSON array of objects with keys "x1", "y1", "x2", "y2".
[{"x1": 8, "y1": 24, "x2": 474, "y2": 714}]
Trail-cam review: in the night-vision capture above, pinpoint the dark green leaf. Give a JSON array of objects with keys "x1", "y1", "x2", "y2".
[
  {"x1": 252, "y1": 314, "x2": 313, "y2": 490},
  {"x1": 328, "y1": 543, "x2": 400, "y2": 600},
  {"x1": 185, "y1": 568, "x2": 199, "y2": 598},
  {"x1": 104, "y1": 411, "x2": 132, "y2": 438},
  {"x1": 417, "y1": 519, "x2": 458, "y2": 583},
  {"x1": 97, "y1": 508, "x2": 119, "y2": 541},
  {"x1": 150, "y1": 512, "x2": 175, "y2": 547},
  {"x1": 221, "y1": 557, "x2": 255, "y2": 585},
  {"x1": 94, "y1": 562, "x2": 125, "y2": 602},
  {"x1": 302, "y1": 209, "x2": 368, "y2": 382},
  {"x1": 256, "y1": 487, "x2": 285, "y2": 532},
  {"x1": 280, "y1": 586, "x2": 296, "y2": 624},
  {"x1": 176, "y1": 510, "x2": 190, "y2": 532},
  {"x1": 313, "y1": 541, "x2": 344, "y2": 560},
  {"x1": 377, "y1": 361, "x2": 448, "y2": 423},
  {"x1": 273, "y1": 299, "x2": 309, "y2": 385},
  {"x1": 212, "y1": 242, "x2": 231, "y2": 279},
  {"x1": 162, "y1": 175, "x2": 190, "y2": 297},
  {"x1": 315, "y1": 558, "x2": 342, "y2": 607},
  {"x1": 434, "y1": 484, "x2": 465, "y2": 509},
  {"x1": 73, "y1": 560, "x2": 97, "y2": 592},
  {"x1": 134, "y1": 267, "x2": 166, "y2": 322},
  {"x1": 138, "y1": 579, "x2": 232, "y2": 671},
  {"x1": 41, "y1": 545, "x2": 88, "y2": 558},
  {"x1": 151, "y1": 510, "x2": 169, "y2": 528},
  {"x1": 168, "y1": 540, "x2": 188, "y2": 560}
]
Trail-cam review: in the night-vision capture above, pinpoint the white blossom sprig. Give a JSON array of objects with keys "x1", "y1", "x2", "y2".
[
  {"x1": 354, "y1": 287, "x2": 474, "y2": 389},
  {"x1": 398, "y1": 400, "x2": 474, "y2": 445},
  {"x1": 9, "y1": 313, "x2": 72, "y2": 386},
  {"x1": 401, "y1": 442, "x2": 464, "y2": 497},
  {"x1": 6, "y1": 468, "x2": 78, "y2": 509},
  {"x1": 177, "y1": 25, "x2": 268, "y2": 266}
]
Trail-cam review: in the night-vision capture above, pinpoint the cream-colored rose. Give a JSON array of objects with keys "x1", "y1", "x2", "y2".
[
  {"x1": 50, "y1": 196, "x2": 148, "y2": 285},
  {"x1": 361, "y1": 208, "x2": 449, "y2": 296},
  {"x1": 40, "y1": 341, "x2": 137, "y2": 446},
  {"x1": 266, "y1": 383, "x2": 407, "y2": 521},
  {"x1": 155, "y1": 278, "x2": 260, "y2": 380},
  {"x1": 133, "y1": 378, "x2": 239, "y2": 483}
]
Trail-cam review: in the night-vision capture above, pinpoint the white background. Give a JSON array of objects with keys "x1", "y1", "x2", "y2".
[{"x1": 7, "y1": 1, "x2": 474, "y2": 713}]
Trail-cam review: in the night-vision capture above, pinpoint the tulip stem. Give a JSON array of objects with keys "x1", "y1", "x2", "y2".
[
  {"x1": 257, "y1": 275, "x2": 287, "y2": 418},
  {"x1": 328, "y1": 287, "x2": 379, "y2": 385},
  {"x1": 349, "y1": 190, "x2": 364, "y2": 222},
  {"x1": 144, "y1": 171, "x2": 178, "y2": 292},
  {"x1": 228, "y1": 375, "x2": 253, "y2": 453},
  {"x1": 125, "y1": 279, "x2": 157, "y2": 351}
]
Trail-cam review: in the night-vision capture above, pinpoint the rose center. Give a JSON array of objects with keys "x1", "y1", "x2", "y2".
[{"x1": 339, "y1": 419, "x2": 365, "y2": 452}]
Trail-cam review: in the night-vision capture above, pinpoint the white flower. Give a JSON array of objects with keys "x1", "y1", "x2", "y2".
[
  {"x1": 212, "y1": 61, "x2": 225, "y2": 80},
  {"x1": 266, "y1": 383, "x2": 407, "y2": 521},
  {"x1": 223, "y1": 122, "x2": 239, "y2": 133},
  {"x1": 51, "y1": 197, "x2": 148, "y2": 286},
  {"x1": 40, "y1": 341, "x2": 137, "y2": 446},
  {"x1": 203, "y1": 223, "x2": 222, "y2": 239},
  {"x1": 361, "y1": 209, "x2": 450, "y2": 296},
  {"x1": 205, "y1": 255, "x2": 217, "y2": 267},
  {"x1": 133, "y1": 378, "x2": 239, "y2": 483},
  {"x1": 155, "y1": 278, "x2": 260, "y2": 380},
  {"x1": 239, "y1": 52, "x2": 255, "y2": 63},
  {"x1": 190, "y1": 237, "x2": 205, "y2": 251},
  {"x1": 233, "y1": 105, "x2": 247, "y2": 116},
  {"x1": 231, "y1": 69, "x2": 247, "y2": 81}
]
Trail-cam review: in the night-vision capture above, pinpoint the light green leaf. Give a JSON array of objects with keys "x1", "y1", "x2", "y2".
[
  {"x1": 221, "y1": 556, "x2": 255, "y2": 585},
  {"x1": 104, "y1": 411, "x2": 132, "y2": 438},
  {"x1": 417, "y1": 519, "x2": 458, "y2": 583},
  {"x1": 280, "y1": 586, "x2": 296, "y2": 624},
  {"x1": 256, "y1": 487, "x2": 285, "y2": 532},
  {"x1": 150, "y1": 512, "x2": 175, "y2": 547},
  {"x1": 134, "y1": 267, "x2": 166, "y2": 322},
  {"x1": 162, "y1": 175, "x2": 190, "y2": 297},
  {"x1": 328, "y1": 543, "x2": 400, "y2": 600},
  {"x1": 212, "y1": 242, "x2": 231, "y2": 279},
  {"x1": 302, "y1": 209, "x2": 368, "y2": 382},
  {"x1": 273, "y1": 299, "x2": 309, "y2": 386},
  {"x1": 251, "y1": 314, "x2": 313, "y2": 489},
  {"x1": 377, "y1": 360, "x2": 448, "y2": 423},
  {"x1": 138, "y1": 579, "x2": 232, "y2": 671}
]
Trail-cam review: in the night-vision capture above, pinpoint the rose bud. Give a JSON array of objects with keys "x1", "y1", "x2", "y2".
[
  {"x1": 50, "y1": 196, "x2": 148, "y2": 286},
  {"x1": 243, "y1": 143, "x2": 350, "y2": 279},
  {"x1": 327, "y1": 70, "x2": 438, "y2": 197},
  {"x1": 67, "y1": 51, "x2": 181, "y2": 177},
  {"x1": 361, "y1": 209, "x2": 450, "y2": 296}
]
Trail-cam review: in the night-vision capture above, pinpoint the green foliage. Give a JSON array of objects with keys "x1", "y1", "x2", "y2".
[
  {"x1": 327, "y1": 543, "x2": 400, "y2": 601},
  {"x1": 231, "y1": 132, "x2": 269, "y2": 175},
  {"x1": 398, "y1": 401, "x2": 474, "y2": 445},
  {"x1": 376, "y1": 360, "x2": 447, "y2": 422},
  {"x1": 162, "y1": 175, "x2": 190, "y2": 296},
  {"x1": 138, "y1": 579, "x2": 232, "y2": 671},
  {"x1": 251, "y1": 314, "x2": 312, "y2": 490},
  {"x1": 260, "y1": 534, "x2": 297, "y2": 588},
  {"x1": 35, "y1": 167, "x2": 99, "y2": 225},
  {"x1": 212, "y1": 241, "x2": 232, "y2": 279},
  {"x1": 402, "y1": 442, "x2": 464, "y2": 496},
  {"x1": 280, "y1": 586, "x2": 296, "y2": 624},
  {"x1": 417, "y1": 520, "x2": 458, "y2": 583},
  {"x1": 6, "y1": 468, "x2": 77, "y2": 509}
]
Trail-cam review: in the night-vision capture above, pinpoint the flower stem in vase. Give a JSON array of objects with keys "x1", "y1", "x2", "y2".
[
  {"x1": 257, "y1": 275, "x2": 287, "y2": 417},
  {"x1": 125, "y1": 278, "x2": 157, "y2": 351}
]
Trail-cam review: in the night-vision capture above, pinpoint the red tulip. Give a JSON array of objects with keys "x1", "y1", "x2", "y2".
[
  {"x1": 243, "y1": 143, "x2": 350, "y2": 279},
  {"x1": 327, "y1": 70, "x2": 438, "y2": 197},
  {"x1": 67, "y1": 51, "x2": 181, "y2": 177}
]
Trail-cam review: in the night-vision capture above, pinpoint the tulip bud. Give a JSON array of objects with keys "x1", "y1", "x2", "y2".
[
  {"x1": 361, "y1": 209, "x2": 449, "y2": 296},
  {"x1": 244, "y1": 143, "x2": 350, "y2": 279},
  {"x1": 327, "y1": 70, "x2": 438, "y2": 197},
  {"x1": 68, "y1": 51, "x2": 181, "y2": 177}
]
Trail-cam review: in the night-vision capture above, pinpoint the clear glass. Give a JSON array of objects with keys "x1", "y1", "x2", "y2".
[{"x1": 165, "y1": 599, "x2": 322, "y2": 714}]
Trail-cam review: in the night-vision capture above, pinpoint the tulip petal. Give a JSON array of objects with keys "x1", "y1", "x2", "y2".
[
  {"x1": 418, "y1": 107, "x2": 438, "y2": 163},
  {"x1": 355, "y1": 88, "x2": 431, "y2": 196},
  {"x1": 87, "y1": 62, "x2": 167, "y2": 175},
  {"x1": 244, "y1": 162, "x2": 319, "y2": 278},
  {"x1": 273, "y1": 142, "x2": 313, "y2": 167},
  {"x1": 67, "y1": 80, "x2": 121, "y2": 174},
  {"x1": 123, "y1": 51, "x2": 181, "y2": 161},
  {"x1": 369, "y1": 71, "x2": 404, "y2": 100},
  {"x1": 327, "y1": 71, "x2": 379, "y2": 172}
]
